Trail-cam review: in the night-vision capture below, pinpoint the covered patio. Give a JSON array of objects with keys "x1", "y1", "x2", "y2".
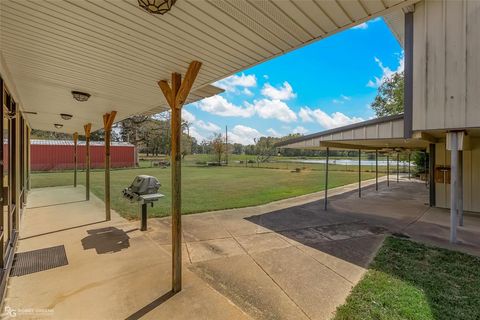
[{"x1": 5, "y1": 176, "x2": 480, "y2": 319}]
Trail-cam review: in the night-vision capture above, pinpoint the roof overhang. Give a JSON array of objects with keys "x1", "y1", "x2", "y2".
[
  {"x1": 277, "y1": 114, "x2": 430, "y2": 151},
  {"x1": 1, "y1": 0, "x2": 419, "y2": 134}
]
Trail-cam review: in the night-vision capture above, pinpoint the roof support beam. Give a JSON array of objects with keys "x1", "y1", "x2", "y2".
[
  {"x1": 83, "y1": 123, "x2": 92, "y2": 201},
  {"x1": 319, "y1": 141, "x2": 379, "y2": 151},
  {"x1": 73, "y1": 132, "x2": 78, "y2": 188},
  {"x1": 412, "y1": 131, "x2": 438, "y2": 143},
  {"x1": 103, "y1": 111, "x2": 117, "y2": 221},
  {"x1": 158, "y1": 61, "x2": 202, "y2": 294}
]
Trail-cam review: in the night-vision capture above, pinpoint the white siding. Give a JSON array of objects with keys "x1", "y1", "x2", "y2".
[
  {"x1": 413, "y1": 0, "x2": 480, "y2": 131},
  {"x1": 435, "y1": 138, "x2": 480, "y2": 212}
]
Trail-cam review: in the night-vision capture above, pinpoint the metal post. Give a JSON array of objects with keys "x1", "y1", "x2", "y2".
[
  {"x1": 424, "y1": 151, "x2": 428, "y2": 187},
  {"x1": 324, "y1": 147, "x2": 329, "y2": 210},
  {"x1": 387, "y1": 154, "x2": 390, "y2": 187},
  {"x1": 358, "y1": 149, "x2": 361, "y2": 198},
  {"x1": 458, "y1": 151, "x2": 464, "y2": 226},
  {"x1": 225, "y1": 125, "x2": 228, "y2": 165},
  {"x1": 408, "y1": 153, "x2": 411, "y2": 180},
  {"x1": 449, "y1": 132, "x2": 458, "y2": 243},
  {"x1": 429, "y1": 144, "x2": 436, "y2": 206},
  {"x1": 141, "y1": 203, "x2": 147, "y2": 231},
  {"x1": 375, "y1": 150, "x2": 378, "y2": 191},
  {"x1": 396, "y1": 153, "x2": 400, "y2": 182}
]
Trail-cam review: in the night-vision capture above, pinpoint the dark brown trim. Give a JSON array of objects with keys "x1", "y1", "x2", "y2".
[
  {"x1": 276, "y1": 114, "x2": 404, "y2": 147},
  {"x1": 404, "y1": 11, "x2": 414, "y2": 139},
  {"x1": 429, "y1": 143, "x2": 436, "y2": 207}
]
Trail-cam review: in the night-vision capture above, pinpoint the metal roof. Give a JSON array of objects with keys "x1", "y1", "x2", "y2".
[
  {"x1": 277, "y1": 113, "x2": 430, "y2": 151},
  {"x1": 31, "y1": 139, "x2": 134, "y2": 147},
  {"x1": 0, "y1": 0, "x2": 418, "y2": 134},
  {"x1": 276, "y1": 114, "x2": 405, "y2": 147}
]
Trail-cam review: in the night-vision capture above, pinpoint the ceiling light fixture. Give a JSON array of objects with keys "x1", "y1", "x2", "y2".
[
  {"x1": 71, "y1": 91, "x2": 91, "y2": 102},
  {"x1": 60, "y1": 113, "x2": 73, "y2": 120},
  {"x1": 54, "y1": 123, "x2": 63, "y2": 129},
  {"x1": 138, "y1": 0, "x2": 176, "y2": 14}
]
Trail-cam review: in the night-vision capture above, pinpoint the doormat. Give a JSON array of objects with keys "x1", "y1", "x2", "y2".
[{"x1": 10, "y1": 245, "x2": 68, "y2": 277}]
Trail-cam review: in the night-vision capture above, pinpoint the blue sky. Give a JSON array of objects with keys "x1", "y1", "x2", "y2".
[{"x1": 184, "y1": 18, "x2": 404, "y2": 145}]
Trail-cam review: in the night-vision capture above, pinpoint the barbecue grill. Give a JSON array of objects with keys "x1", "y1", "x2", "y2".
[{"x1": 122, "y1": 175, "x2": 164, "y2": 231}]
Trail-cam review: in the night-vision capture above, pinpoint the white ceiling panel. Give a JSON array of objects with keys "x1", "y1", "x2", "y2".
[{"x1": 0, "y1": 0, "x2": 418, "y2": 134}]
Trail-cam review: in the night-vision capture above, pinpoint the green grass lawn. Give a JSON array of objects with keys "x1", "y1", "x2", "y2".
[
  {"x1": 31, "y1": 165, "x2": 376, "y2": 219},
  {"x1": 334, "y1": 237, "x2": 480, "y2": 320}
]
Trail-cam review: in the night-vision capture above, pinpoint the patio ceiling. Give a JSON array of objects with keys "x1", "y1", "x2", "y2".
[{"x1": 0, "y1": 0, "x2": 418, "y2": 134}]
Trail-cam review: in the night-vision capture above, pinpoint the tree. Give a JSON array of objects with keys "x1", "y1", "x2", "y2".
[
  {"x1": 119, "y1": 115, "x2": 151, "y2": 166},
  {"x1": 211, "y1": 133, "x2": 224, "y2": 163},
  {"x1": 371, "y1": 71, "x2": 404, "y2": 117},
  {"x1": 254, "y1": 137, "x2": 277, "y2": 164}
]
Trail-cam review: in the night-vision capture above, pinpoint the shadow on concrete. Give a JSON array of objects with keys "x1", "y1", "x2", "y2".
[
  {"x1": 81, "y1": 227, "x2": 131, "y2": 254},
  {"x1": 27, "y1": 200, "x2": 87, "y2": 210},
  {"x1": 20, "y1": 220, "x2": 105, "y2": 241},
  {"x1": 246, "y1": 180, "x2": 480, "y2": 266},
  {"x1": 245, "y1": 181, "x2": 428, "y2": 268},
  {"x1": 124, "y1": 291, "x2": 175, "y2": 320}
]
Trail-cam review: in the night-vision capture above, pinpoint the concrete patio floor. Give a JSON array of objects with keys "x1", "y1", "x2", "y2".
[{"x1": 3, "y1": 177, "x2": 480, "y2": 319}]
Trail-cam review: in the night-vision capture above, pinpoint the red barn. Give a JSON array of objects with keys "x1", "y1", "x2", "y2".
[{"x1": 30, "y1": 139, "x2": 135, "y2": 171}]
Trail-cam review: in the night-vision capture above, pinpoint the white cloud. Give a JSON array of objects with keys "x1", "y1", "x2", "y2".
[
  {"x1": 353, "y1": 22, "x2": 368, "y2": 30},
  {"x1": 195, "y1": 95, "x2": 255, "y2": 118},
  {"x1": 367, "y1": 56, "x2": 404, "y2": 88},
  {"x1": 243, "y1": 88, "x2": 254, "y2": 96},
  {"x1": 292, "y1": 126, "x2": 309, "y2": 135},
  {"x1": 229, "y1": 125, "x2": 263, "y2": 145},
  {"x1": 261, "y1": 81, "x2": 296, "y2": 101},
  {"x1": 333, "y1": 94, "x2": 352, "y2": 104},
  {"x1": 214, "y1": 73, "x2": 257, "y2": 93},
  {"x1": 298, "y1": 107, "x2": 364, "y2": 129},
  {"x1": 249, "y1": 99, "x2": 297, "y2": 123},
  {"x1": 267, "y1": 128, "x2": 282, "y2": 137},
  {"x1": 352, "y1": 17, "x2": 381, "y2": 30},
  {"x1": 196, "y1": 120, "x2": 221, "y2": 133},
  {"x1": 182, "y1": 109, "x2": 196, "y2": 122},
  {"x1": 189, "y1": 126, "x2": 208, "y2": 143}
]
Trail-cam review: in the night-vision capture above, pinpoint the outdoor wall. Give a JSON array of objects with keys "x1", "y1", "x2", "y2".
[
  {"x1": 413, "y1": 0, "x2": 480, "y2": 131},
  {"x1": 435, "y1": 138, "x2": 480, "y2": 213},
  {"x1": 30, "y1": 141, "x2": 135, "y2": 171}
]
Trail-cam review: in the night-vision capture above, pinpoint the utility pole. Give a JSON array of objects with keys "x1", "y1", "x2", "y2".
[{"x1": 225, "y1": 125, "x2": 228, "y2": 165}]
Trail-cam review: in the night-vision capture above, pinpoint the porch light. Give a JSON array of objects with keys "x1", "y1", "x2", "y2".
[
  {"x1": 137, "y1": 0, "x2": 176, "y2": 14},
  {"x1": 54, "y1": 123, "x2": 63, "y2": 129},
  {"x1": 60, "y1": 113, "x2": 73, "y2": 120},
  {"x1": 71, "y1": 91, "x2": 91, "y2": 102}
]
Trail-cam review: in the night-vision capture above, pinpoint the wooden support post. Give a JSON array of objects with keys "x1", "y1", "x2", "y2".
[
  {"x1": 158, "y1": 61, "x2": 202, "y2": 293},
  {"x1": 84, "y1": 124, "x2": 92, "y2": 201},
  {"x1": 324, "y1": 147, "x2": 329, "y2": 211},
  {"x1": 103, "y1": 111, "x2": 117, "y2": 221},
  {"x1": 73, "y1": 132, "x2": 78, "y2": 188},
  {"x1": 358, "y1": 149, "x2": 361, "y2": 198},
  {"x1": 375, "y1": 150, "x2": 378, "y2": 191},
  {"x1": 387, "y1": 154, "x2": 390, "y2": 187}
]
